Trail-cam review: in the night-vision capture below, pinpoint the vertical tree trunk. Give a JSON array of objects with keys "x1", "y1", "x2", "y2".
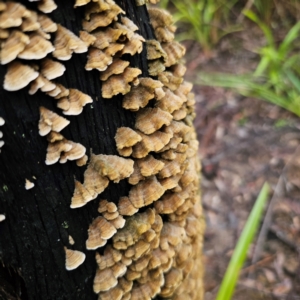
[{"x1": 0, "y1": 1, "x2": 204, "y2": 299}]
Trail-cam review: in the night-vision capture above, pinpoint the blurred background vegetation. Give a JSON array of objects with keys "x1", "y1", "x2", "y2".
[{"x1": 159, "y1": 0, "x2": 300, "y2": 116}]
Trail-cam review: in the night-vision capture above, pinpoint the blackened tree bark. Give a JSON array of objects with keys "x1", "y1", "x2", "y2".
[{"x1": 0, "y1": 1, "x2": 204, "y2": 300}]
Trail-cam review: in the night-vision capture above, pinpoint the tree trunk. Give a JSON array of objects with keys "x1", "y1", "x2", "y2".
[{"x1": 0, "y1": 1, "x2": 204, "y2": 299}]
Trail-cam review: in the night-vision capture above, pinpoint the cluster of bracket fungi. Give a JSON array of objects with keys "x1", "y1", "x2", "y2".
[{"x1": 0, "y1": 0, "x2": 204, "y2": 299}]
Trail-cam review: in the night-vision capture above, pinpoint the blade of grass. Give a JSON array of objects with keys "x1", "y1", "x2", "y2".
[{"x1": 216, "y1": 182, "x2": 270, "y2": 300}]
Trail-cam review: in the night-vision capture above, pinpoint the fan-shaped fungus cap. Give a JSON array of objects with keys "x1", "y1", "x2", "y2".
[
  {"x1": 64, "y1": 247, "x2": 86, "y2": 271},
  {"x1": 0, "y1": 30, "x2": 30, "y2": 65},
  {"x1": 84, "y1": 0, "x2": 115, "y2": 20},
  {"x1": 74, "y1": 0, "x2": 91, "y2": 7},
  {"x1": 158, "y1": 71, "x2": 183, "y2": 91},
  {"x1": 52, "y1": 25, "x2": 88, "y2": 60},
  {"x1": 118, "y1": 196, "x2": 138, "y2": 216},
  {"x1": 146, "y1": 40, "x2": 167, "y2": 60},
  {"x1": 122, "y1": 78, "x2": 163, "y2": 111},
  {"x1": 82, "y1": 4, "x2": 124, "y2": 32},
  {"x1": 18, "y1": 34, "x2": 55, "y2": 60},
  {"x1": 4, "y1": 62, "x2": 39, "y2": 91},
  {"x1": 137, "y1": 155, "x2": 165, "y2": 177},
  {"x1": 99, "y1": 59, "x2": 130, "y2": 81},
  {"x1": 40, "y1": 58, "x2": 66, "y2": 80},
  {"x1": 79, "y1": 30, "x2": 96, "y2": 47},
  {"x1": 76, "y1": 154, "x2": 88, "y2": 167},
  {"x1": 113, "y1": 209, "x2": 155, "y2": 245},
  {"x1": 129, "y1": 176, "x2": 165, "y2": 208},
  {"x1": 59, "y1": 89, "x2": 93, "y2": 115},
  {"x1": 135, "y1": 107, "x2": 173, "y2": 135},
  {"x1": 92, "y1": 27, "x2": 126, "y2": 50},
  {"x1": 85, "y1": 47, "x2": 115, "y2": 71},
  {"x1": 82, "y1": 162, "x2": 110, "y2": 197},
  {"x1": 90, "y1": 153, "x2": 134, "y2": 183},
  {"x1": 25, "y1": 179, "x2": 35, "y2": 190},
  {"x1": 38, "y1": 106, "x2": 70, "y2": 136},
  {"x1": 93, "y1": 268, "x2": 118, "y2": 293},
  {"x1": 20, "y1": 11, "x2": 40, "y2": 32},
  {"x1": 115, "y1": 127, "x2": 142, "y2": 150},
  {"x1": 70, "y1": 180, "x2": 94, "y2": 208},
  {"x1": 86, "y1": 216, "x2": 117, "y2": 249},
  {"x1": 37, "y1": 0, "x2": 57, "y2": 13},
  {"x1": 102, "y1": 67, "x2": 142, "y2": 98},
  {"x1": 45, "y1": 139, "x2": 73, "y2": 165},
  {"x1": 0, "y1": 2, "x2": 29, "y2": 28},
  {"x1": 132, "y1": 131, "x2": 172, "y2": 159},
  {"x1": 37, "y1": 14, "x2": 58, "y2": 32},
  {"x1": 120, "y1": 33, "x2": 145, "y2": 56},
  {"x1": 0, "y1": 214, "x2": 5, "y2": 222},
  {"x1": 59, "y1": 141, "x2": 86, "y2": 164},
  {"x1": 162, "y1": 41, "x2": 186, "y2": 67},
  {"x1": 28, "y1": 74, "x2": 56, "y2": 95},
  {"x1": 148, "y1": 59, "x2": 166, "y2": 77},
  {"x1": 69, "y1": 235, "x2": 75, "y2": 245}
]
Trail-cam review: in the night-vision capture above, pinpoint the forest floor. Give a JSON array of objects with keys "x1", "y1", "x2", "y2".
[{"x1": 185, "y1": 27, "x2": 300, "y2": 300}]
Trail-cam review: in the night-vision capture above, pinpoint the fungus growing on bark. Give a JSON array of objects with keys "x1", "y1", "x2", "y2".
[
  {"x1": 148, "y1": 7, "x2": 176, "y2": 42},
  {"x1": 132, "y1": 131, "x2": 172, "y2": 158},
  {"x1": 128, "y1": 176, "x2": 165, "y2": 209},
  {"x1": 99, "y1": 58, "x2": 129, "y2": 81},
  {"x1": 45, "y1": 139, "x2": 73, "y2": 165},
  {"x1": 118, "y1": 196, "x2": 138, "y2": 216},
  {"x1": 82, "y1": 4, "x2": 124, "y2": 32},
  {"x1": 40, "y1": 58, "x2": 66, "y2": 80},
  {"x1": 37, "y1": 14, "x2": 58, "y2": 32},
  {"x1": 146, "y1": 39, "x2": 167, "y2": 61},
  {"x1": 135, "y1": 107, "x2": 173, "y2": 135},
  {"x1": 25, "y1": 179, "x2": 35, "y2": 190},
  {"x1": 102, "y1": 67, "x2": 142, "y2": 98},
  {"x1": 69, "y1": 235, "x2": 75, "y2": 245},
  {"x1": 59, "y1": 141, "x2": 86, "y2": 164},
  {"x1": 38, "y1": 106, "x2": 70, "y2": 136},
  {"x1": 4, "y1": 62, "x2": 39, "y2": 91},
  {"x1": 0, "y1": 214, "x2": 5, "y2": 222},
  {"x1": 37, "y1": 0, "x2": 57, "y2": 13},
  {"x1": 74, "y1": 0, "x2": 91, "y2": 7},
  {"x1": 21, "y1": 11, "x2": 40, "y2": 32},
  {"x1": 0, "y1": 30, "x2": 30, "y2": 64},
  {"x1": 122, "y1": 78, "x2": 163, "y2": 111},
  {"x1": 64, "y1": 247, "x2": 86, "y2": 271},
  {"x1": 52, "y1": 25, "x2": 88, "y2": 60},
  {"x1": 89, "y1": 154, "x2": 134, "y2": 183},
  {"x1": 58, "y1": 89, "x2": 93, "y2": 115},
  {"x1": 86, "y1": 216, "x2": 117, "y2": 250},
  {"x1": 18, "y1": 34, "x2": 54, "y2": 59},
  {"x1": 0, "y1": 2, "x2": 29, "y2": 28},
  {"x1": 28, "y1": 74, "x2": 56, "y2": 95},
  {"x1": 114, "y1": 127, "x2": 142, "y2": 155},
  {"x1": 161, "y1": 41, "x2": 186, "y2": 67}
]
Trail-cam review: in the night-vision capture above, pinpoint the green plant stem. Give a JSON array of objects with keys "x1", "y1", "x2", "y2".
[{"x1": 216, "y1": 182, "x2": 270, "y2": 300}]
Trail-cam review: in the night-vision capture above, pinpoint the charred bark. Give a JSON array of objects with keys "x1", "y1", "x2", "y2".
[{"x1": 0, "y1": 1, "x2": 155, "y2": 299}]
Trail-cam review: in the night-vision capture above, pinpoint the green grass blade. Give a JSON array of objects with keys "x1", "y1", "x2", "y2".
[{"x1": 216, "y1": 182, "x2": 270, "y2": 300}]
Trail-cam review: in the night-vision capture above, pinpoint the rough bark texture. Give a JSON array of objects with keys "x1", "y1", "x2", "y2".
[{"x1": 0, "y1": 1, "x2": 204, "y2": 300}]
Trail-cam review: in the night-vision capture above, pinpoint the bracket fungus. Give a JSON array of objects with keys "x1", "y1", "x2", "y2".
[
  {"x1": 64, "y1": 247, "x2": 86, "y2": 271},
  {"x1": 4, "y1": 62, "x2": 39, "y2": 91},
  {"x1": 25, "y1": 179, "x2": 35, "y2": 190},
  {"x1": 0, "y1": 214, "x2": 5, "y2": 222},
  {"x1": 38, "y1": 106, "x2": 70, "y2": 136}
]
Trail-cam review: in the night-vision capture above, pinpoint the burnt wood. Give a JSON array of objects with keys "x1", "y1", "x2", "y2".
[{"x1": 0, "y1": 1, "x2": 155, "y2": 299}]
